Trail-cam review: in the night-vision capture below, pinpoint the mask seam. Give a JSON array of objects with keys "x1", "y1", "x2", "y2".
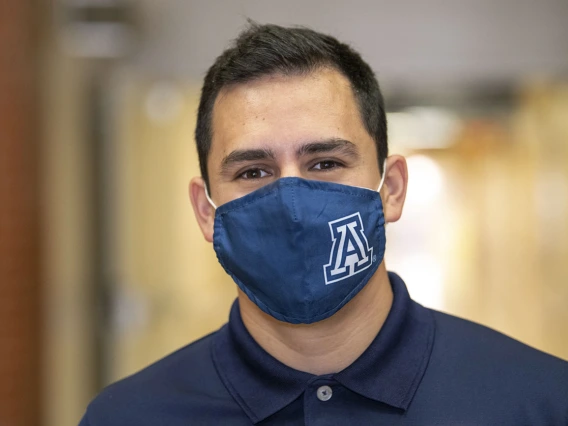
[{"x1": 291, "y1": 184, "x2": 297, "y2": 222}]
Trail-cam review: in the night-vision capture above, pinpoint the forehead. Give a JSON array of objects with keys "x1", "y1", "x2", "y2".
[{"x1": 209, "y1": 68, "x2": 370, "y2": 161}]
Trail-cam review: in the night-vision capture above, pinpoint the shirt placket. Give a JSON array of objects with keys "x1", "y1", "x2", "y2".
[{"x1": 303, "y1": 377, "x2": 341, "y2": 426}]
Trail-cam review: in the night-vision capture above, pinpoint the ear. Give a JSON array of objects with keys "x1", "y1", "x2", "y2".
[
  {"x1": 189, "y1": 177, "x2": 215, "y2": 243},
  {"x1": 380, "y1": 155, "x2": 408, "y2": 223}
]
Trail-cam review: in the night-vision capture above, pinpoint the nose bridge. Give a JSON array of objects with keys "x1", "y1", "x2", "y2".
[{"x1": 279, "y1": 162, "x2": 303, "y2": 179}]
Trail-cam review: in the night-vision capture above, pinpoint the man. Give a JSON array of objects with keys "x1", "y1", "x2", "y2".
[{"x1": 80, "y1": 23, "x2": 568, "y2": 425}]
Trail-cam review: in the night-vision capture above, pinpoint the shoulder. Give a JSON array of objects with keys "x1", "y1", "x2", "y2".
[
  {"x1": 80, "y1": 330, "x2": 235, "y2": 426},
  {"x1": 430, "y1": 309, "x2": 568, "y2": 374},
  {"x1": 423, "y1": 309, "x2": 568, "y2": 420}
]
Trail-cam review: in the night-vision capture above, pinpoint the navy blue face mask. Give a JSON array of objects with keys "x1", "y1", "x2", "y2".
[{"x1": 206, "y1": 173, "x2": 386, "y2": 324}]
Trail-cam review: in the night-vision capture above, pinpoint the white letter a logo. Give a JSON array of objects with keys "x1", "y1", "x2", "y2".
[{"x1": 323, "y1": 212, "x2": 373, "y2": 285}]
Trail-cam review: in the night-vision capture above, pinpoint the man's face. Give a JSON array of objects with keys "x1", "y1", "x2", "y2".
[
  {"x1": 190, "y1": 67, "x2": 407, "y2": 243},
  {"x1": 207, "y1": 68, "x2": 382, "y2": 205}
]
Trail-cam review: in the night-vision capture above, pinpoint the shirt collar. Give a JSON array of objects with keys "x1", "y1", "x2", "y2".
[{"x1": 211, "y1": 272, "x2": 435, "y2": 424}]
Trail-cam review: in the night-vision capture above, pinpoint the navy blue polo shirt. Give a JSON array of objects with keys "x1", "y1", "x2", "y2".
[{"x1": 80, "y1": 273, "x2": 568, "y2": 425}]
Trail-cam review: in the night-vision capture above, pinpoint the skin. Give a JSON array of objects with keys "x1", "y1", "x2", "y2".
[{"x1": 190, "y1": 68, "x2": 408, "y2": 375}]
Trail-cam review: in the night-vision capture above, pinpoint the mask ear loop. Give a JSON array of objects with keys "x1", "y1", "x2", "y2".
[
  {"x1": 378, "y1": 159, "x2": 389, "y2": 225},
  {"x1": 204, "y1": 184, "x2": 217, "y2": 210},
  {"x1": 377, "y1": 159, "x2": 388, "y2": 192}
]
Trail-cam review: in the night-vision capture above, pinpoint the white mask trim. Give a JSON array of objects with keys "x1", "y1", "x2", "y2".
[
  {"x1": 377, "y1": 159, "x2": 388, "y2": 192},
  {"x1": 204, "y1": 184, "x2": 217, "y2": 210}
]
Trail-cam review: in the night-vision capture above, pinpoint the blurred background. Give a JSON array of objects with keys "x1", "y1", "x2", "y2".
[{"x1": 1, "y1": 1, "x2": 568, "y2": 425}]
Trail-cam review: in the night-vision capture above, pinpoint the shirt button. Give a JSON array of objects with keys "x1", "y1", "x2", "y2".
[{"x1": 316, "y1": 385, "x2": 333, "y2": 401}]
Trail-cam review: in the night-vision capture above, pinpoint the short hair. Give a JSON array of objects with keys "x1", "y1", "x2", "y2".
[{"x1": 195, "y1": 22, "x2": 388, "y2": 187}]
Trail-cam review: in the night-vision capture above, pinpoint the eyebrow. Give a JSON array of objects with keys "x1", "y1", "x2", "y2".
[
  {"x1": 296, "y1": 138, "x2": 360, "y2": 159},
  {"x1": 220, "y1": 148, "x2": 276, "y2": 172},
  {"x1": 219, "y1": 138, "x2": 359, "y2": 173}
]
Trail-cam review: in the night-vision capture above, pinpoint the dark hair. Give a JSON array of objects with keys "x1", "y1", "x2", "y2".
[{"x1": 195, "y1": 23, "x2": 388, "y2": 187}]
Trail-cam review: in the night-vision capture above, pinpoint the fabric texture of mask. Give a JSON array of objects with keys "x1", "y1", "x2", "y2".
[{"x1": 212, "y1": 178, "x2": 386, "y2": 324}]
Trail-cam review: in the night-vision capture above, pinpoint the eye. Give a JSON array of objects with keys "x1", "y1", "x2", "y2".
[
  {"x1": 238, "y1": 168, "x2": 270, "y2": 180},
  {"x1": 310, "y1": 160, "x2": 343, "y2": 171}
]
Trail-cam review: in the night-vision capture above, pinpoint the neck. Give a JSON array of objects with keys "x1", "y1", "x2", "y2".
[{"x1": 238, "y1": 264, "x2": 393, "y2": 375}]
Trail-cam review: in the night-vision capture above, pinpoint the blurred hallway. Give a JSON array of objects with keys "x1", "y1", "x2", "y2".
[{"x1": 1, "y1": 2, "x2": 567, "y2": 425}]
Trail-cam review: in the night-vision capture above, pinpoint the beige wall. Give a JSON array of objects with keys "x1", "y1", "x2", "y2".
[
  {"x1": 388, "y1": 83, "x2": 568, "y2": 360},
  {"x1": 42, "y1": 53, "x2": 96, "y2": 426},
  {"x1": 108, "y1": 74, "x2": 236, "y2": 380}
]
